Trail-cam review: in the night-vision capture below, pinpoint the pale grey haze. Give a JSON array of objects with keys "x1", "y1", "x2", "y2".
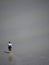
[{"x1": 0, "y1": 0, "x2": 49, "y2": 65}]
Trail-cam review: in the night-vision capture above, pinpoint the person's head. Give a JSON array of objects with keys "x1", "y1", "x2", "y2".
[{"x1": 9, "y1": 41, "x2": 11, "y2": 43}]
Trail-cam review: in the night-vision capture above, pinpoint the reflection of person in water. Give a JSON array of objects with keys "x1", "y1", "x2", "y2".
[
  {"x1": 8, "y1": 52, "x2": 13, "y2": 64},
  {"x1": 8, "y1": 41, "x2": 12, "y2": 51}
]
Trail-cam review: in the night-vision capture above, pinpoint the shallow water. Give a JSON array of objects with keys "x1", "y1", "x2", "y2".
[{"x1": 0, "y1": 34, "x2": 49, "y2": 65}]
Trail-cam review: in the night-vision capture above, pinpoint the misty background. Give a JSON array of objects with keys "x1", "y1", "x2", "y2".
[{"x1": 0, "y1": 0, "x2": 49, "y2": 65}]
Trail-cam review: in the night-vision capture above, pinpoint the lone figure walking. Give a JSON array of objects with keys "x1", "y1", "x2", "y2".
[{"x1": 8, "y1": 41, "x2": 12, "y2": 51}]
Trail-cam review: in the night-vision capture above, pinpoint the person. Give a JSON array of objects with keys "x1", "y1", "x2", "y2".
[{"x1": 8, "y1": 41, "x2": 12, "y2": 51}]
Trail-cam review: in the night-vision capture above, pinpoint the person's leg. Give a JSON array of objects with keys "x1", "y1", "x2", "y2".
[{"x1": 8, "y1": 46, "x2": 12, "y2": 51}]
